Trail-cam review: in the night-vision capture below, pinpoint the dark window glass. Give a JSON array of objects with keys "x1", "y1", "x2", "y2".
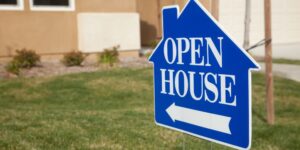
[
  {"x1": 33, "y1": 0, "x2": 69, "y2": 6},
  {"x1": 0, "y1": 0, "x2": 17, "y2": 5}
]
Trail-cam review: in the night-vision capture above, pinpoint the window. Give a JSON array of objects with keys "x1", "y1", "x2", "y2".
[
  {"x1": 33, "y1": 0, "x2": 69, "y2": 6},
  {"x1": 30, "y1": 0, "x2": 75, "y2": 11},
  {"x1": 0, "y1": 0, "x2": 17, "y2": 5},
  {"x1": 0, "y1": 0, "x2": 24, "y2": 11}
]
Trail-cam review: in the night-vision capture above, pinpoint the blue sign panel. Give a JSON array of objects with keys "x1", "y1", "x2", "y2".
[{"x1": 149, "y1": 0, "x2": 260, "y2": 149}]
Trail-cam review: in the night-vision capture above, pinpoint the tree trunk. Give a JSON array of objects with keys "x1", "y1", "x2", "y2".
[
  {"x1": 264, "y1": 0, "x2": 274, "y2": 125},
  {"x1": 243, "y1": 0, "x2": 251, "y2": 50}
]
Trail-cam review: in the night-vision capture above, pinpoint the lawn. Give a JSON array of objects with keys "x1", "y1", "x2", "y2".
[
  {"x1": 272, "y1": 59, "x2": 300, "y2": 65},
  {"x1": 0, "y1": 68, "x2": 299, "y2": 150},
  {"x1": 258, "y1": 58, "x2": 300, "y2": 65}
]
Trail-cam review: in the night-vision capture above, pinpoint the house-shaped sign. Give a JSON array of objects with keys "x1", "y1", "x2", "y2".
[{"x1": 149, "y1": 0, "x2": 260, "y2": 149}]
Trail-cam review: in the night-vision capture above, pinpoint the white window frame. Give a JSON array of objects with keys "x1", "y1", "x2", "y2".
[
  {"x1": 0, "y1": 0, "x2": 24, "y2": 11},
  {"x1": 29, "y1": 0, "x2": 75, "y2": 11}
]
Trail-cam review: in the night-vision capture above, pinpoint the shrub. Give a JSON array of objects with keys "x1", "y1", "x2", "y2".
[
  {"x1": 145, "y1": 51, "x2": 152, "y2": 59},
  {"x1": 98, "y1": 46, "x2": 119, "y2": 67},
  {"x1": 62, "y1": 51, "x2": 85, "y2": 66},
  {"x1": 150, "y1": 39, "x2": 160, "y2": 48},
  {"x1": 5, "y1": 49, "x2": 40, "y2": 75},
  {"x1": 5, "y1": 60, "x2": 21, "y2": 75},
  {"x1": 13, "y1": 49, "x2": 40, "y2": 68}
]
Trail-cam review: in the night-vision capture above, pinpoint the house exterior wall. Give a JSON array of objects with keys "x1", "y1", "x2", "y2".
[
  {"x1": 0, "y1": 0, "x2": 137, "y2": 57},
  {"x1": 76, "y1": 0, "x2": 137, "y2": 12},
  {"x1": 220, "y1": 0, "x2": 300, "y2": 45},
  {"x1": 137, "y1": 0, "x2": 160, "y2": 46},
  {"x1": 0, "y1": 0, "x2": 214, "y2": 57},
  {"x1": 219, "y1": 0, "x2": 300, "y2": 59},
  {"x1": 0, "y1": 0, "x2": 78, "y2": 56},
  {"x1": 137, "y1": 0, "x2": 213, "y2": 45},
  {"x1": 77, "y1": 13, "x2": 141, "y2": 53}
]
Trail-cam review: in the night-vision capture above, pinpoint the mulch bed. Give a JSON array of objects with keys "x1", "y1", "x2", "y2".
[{"x1": 0, "y1": 57, "x2": 152, "y2": 79}]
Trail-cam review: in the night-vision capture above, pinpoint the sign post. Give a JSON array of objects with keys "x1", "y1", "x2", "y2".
[{"x1": 149, "y1": 0, "x2": 260, "y2": 149}]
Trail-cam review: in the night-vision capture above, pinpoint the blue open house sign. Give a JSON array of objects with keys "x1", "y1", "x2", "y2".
[{"x1": 149, "y1": 0, "x2": 260, "y2": 149}]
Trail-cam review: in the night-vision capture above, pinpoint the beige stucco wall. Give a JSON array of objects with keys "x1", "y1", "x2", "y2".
[
  {"x1": 137, "y1": 0, "x2": 160, "y2": 45},
  {"x1": 220, "y1": 0, "x2": 300, "y2": 45},
  {"x1": 0, "y1": 0, "x2": 214, "y2": 57},
  {"x1": 76, "y1": 0, "x2": 137, "y2": 12},
  {"x1": 0, "y1": 0, "x2": 78, "y2": 56},
  {"x1": 137, "y1": 0, "x2": 213, "y2": 45},
  {"x1": 0, "y1": 0, "x2": 137, "y2": 57},
  {"x1": 0, "y1": 11, "x2": 77, "y2": 56},
  {"x1": 219, "y1": 0, "x2": 300, "y2": 59},
  {"x1": 77, "y1": 13, "x2": 141, "y2": 52}
]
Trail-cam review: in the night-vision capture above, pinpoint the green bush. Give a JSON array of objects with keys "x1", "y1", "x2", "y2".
[
  {"x1": 62, "y1": 51, "x2": 85, "y2": 66},
  {"x1": 150, "y1": 39, "x2": 160, "y2": 48},
  {"x1": 5, "y1": 60, "x2": 21, "y2": 75},
  {"x1": 145, "y1": 51, "x2": 152, "y2": 59},
  {"x1": 98, "y1": 46, "x2": 119, "y2": 67},
  {"x1": 13, "y1": 49, "x2": 40, "y2": 68},
  {"x1": 5, "y1": 49, "x2": 40, "y2": 75}
]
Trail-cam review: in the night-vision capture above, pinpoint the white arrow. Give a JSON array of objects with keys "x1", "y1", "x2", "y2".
[{"x1": 166, "y1": 103, "x2": 232, "y2": 134}]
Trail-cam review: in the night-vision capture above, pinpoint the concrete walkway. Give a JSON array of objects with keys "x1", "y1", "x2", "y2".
[{"x1": 259, "y1": 63, "x2": 300, "y2": 82}]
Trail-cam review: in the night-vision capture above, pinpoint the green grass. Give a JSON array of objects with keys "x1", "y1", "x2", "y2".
[
  {"x1": 259, "y1": 58, "x2": 300, "y2": 65},
  {"x1": 272, "y1": 58, "x2": 300, "y2": 65},
  {"x1": 0, "y1": 68, "x2": 299, "y2": 150}
]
